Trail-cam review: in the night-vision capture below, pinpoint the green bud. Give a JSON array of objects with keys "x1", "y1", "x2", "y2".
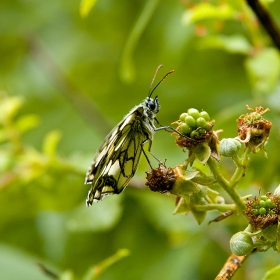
[
  {"x1": 219, "y1": 138, "x2": 242, "y2": 157},
  {"x1": 230, "y1": 232, "x2": 254, "y2": 256},
  {"x1": 260, "y1": 195, "x2": 268, "y2": 201}
]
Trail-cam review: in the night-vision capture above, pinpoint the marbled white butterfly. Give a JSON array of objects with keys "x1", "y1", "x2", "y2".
[{"x1": 85, "y1": 65, "x2": 174, "y2": 205}]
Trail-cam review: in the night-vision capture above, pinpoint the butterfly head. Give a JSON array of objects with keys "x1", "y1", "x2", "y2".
[{"x1": 145, "y1": 96, "x2": 160, "y2": 114}]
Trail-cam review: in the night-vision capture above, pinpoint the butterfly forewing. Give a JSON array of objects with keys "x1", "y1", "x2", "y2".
[{"x1": 85, "y1": 106, "x2": 153, "y2": 205}]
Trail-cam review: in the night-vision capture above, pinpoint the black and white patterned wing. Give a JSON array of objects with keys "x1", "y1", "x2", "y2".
[{"x1": 85, "y1": 106, "x2": 151, "y2": 205}]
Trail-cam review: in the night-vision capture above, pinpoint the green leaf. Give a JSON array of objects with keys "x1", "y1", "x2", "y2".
[
  {"x1": 42, "y1": 130, "x2": 62, "y2": 157},
  {"x1": 119, "y1": 0, "x2": 160, "y2": 83},
  {"x1": 261, "y1": 264, "x2": 280, "y2": 280},
  {"x1": 182, "y1": 3, "x2": 235, "y2": 25},
  {"x1": 80, "y1": 0, "x2": 98, "y2": 18},
  {"x1": 190, "y1": 193, "x2": 208, "y2": 224},
  {"x1": 193, "y1": 143, "x2": 211, "y2": 164},
  {"x1": 191, "y1": 208, "x2": 206, "y2": 225},
  {"x1": 198, "y1": 35, "x2": 251, "y2": 55},
  {"x1": 261, "y1": 224, "x2": 277, "y2": 243},
  {"x1": 172, "y1": 179, "x2": 199, "y2": 196},
  {"x1": 0, "y1": 96, "x2": 23, "y2": 123},
  {"x1": 245, "y1": 47, "x2": 280, "y2": 94},
  {"x1": 199, "y1": 185, "x2": 224, "y2": 204},
  {"x1": 191, "y1": 168, "x2": 216, "y2": 186},
  {"x1": 16, "y1": 114, "x2": 40, "y2": 134},
  {"x1": 183, "y1": 170, "x2": 200, "y2": 180},
  {"x1": 173, "y1": 197, "x2": 191, "y2": 215}
]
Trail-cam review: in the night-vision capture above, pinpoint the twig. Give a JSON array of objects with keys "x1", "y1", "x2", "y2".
[
  {"x1": 215, "y1": 253, "x2": 249, "y2": 280},
  {"x1": 37, "y1": 263, "x2": 58, "y2": 279},
  {"x1": 246, "y1": 0, "x2": 280, "y2": 50}
]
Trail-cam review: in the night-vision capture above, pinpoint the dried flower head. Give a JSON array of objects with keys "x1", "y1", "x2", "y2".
[
  {"x1": 245, "y1": 194, "x2": 280, "y2": 231},
  {"x1": 236, "y1": 105, "x2": 272, "y2": 156},
  {"x1": 145, "y1": 164, "x2": 176, "y2": 193}
]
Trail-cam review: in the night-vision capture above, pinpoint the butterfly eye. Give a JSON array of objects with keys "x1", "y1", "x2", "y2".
[{"x1": 147, "y1": 98, "x2": 156, "y2": 110}]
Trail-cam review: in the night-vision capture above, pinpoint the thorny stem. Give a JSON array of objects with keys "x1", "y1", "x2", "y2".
[
  {"x1": 207, "y1": 157, "x2": 247, "y2": 216},
  {"x1": 193, "y1": 203, "x2": 236, "y2": 212},
  {"x1": 229, "y1": 148, "x2": 251, "y2": 188}
]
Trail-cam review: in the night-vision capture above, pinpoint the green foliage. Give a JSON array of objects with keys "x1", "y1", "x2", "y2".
[
  {"x1": 262, "y1": 264, "x2": 280, "y2": 280},
  {"x1": 1, "y1": 0, "x2": 280, "y2": 279}
]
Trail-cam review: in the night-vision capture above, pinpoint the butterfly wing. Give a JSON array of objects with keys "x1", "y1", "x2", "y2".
[{"x1": 85, "y1": 106, "x2": 153, "y2": 205}]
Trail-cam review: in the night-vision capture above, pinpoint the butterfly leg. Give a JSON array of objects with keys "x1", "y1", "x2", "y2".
[
  {"x1": 155, "y1": 118, "x2": 195, "y2": 140},
  {"x1": 141, "y1": 137, "x2": 163, "y2": 169}
]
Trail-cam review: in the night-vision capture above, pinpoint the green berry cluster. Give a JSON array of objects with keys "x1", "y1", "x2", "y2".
[
  {"x1": 178, "y1": 108, "x2": 212, "y2": 138},
  {"x1": 251, "y1": 195, "x2": 276, "y2": 216}
]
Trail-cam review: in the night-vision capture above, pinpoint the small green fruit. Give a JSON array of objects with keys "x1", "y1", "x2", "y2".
[
  {"x1": 179, "y1": 113, "x2": 188, "y2": 121},
  {"x1": 185, "y1": 115, "x2": 196, "y2": 128},
  {"x1": 181, "y1": 123, "x2": 192, "y2": 134},
  {"x1": 219, "y1": 138, "x2": 242, "y2": 157},
  {"x1": 200, "y1": 111, "x2": 210, "y2": 121},
  {"x1": 230, "y1": 232, "x2": 254, "y2": 256},
  {"x1": 259, "y1": 200, "x2": 266, "y2": 208},
  {"x1": 196, "y1": 117, "x2": 207, "y2": 128},
  {"x1": 187, "y1": 108, "x2": 200, "y2": 119},
  {"x1": 259, "y1": 207, "x2": 267, "y2": 215},
  {"x1": 190, "y1": 130, "x2": 199, "y2": 139}
]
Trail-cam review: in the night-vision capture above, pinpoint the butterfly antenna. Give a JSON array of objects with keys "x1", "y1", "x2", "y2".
[{"x1": 148, "y1": 65, "x2": 175, "y2": 98}]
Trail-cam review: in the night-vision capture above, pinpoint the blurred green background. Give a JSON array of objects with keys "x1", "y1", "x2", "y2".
[{"x1": 1, "y1": 0, "x2": 280, "y2": 279}]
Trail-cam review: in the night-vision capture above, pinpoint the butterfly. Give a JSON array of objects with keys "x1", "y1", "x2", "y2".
[{"x1": 85, "y1": 65, "x2": 174, "y2": 206}]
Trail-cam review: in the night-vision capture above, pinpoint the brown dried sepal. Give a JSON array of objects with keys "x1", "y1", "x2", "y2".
[
  {"x1": 237, "y1": 106, "x2": 272, "y2": 154},
  {"x1": 145, "y1": 165, "x2": 176, "y2": 193},
  {"x1": 245, "y1": 195, "x2": 280, "y2": 231},
  {"x1": 174, "y1": 129, "x2": 213, "y2": 150}
]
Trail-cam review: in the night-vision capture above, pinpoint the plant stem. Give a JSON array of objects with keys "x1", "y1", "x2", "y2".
[
  {"x1": 207, "y1": 157, "x2": 247, "y2": 216},
  {"x1": 193, "y1": 203, "x2": 236, "y2": 212},
  {"x1": 229, "y1": 148, "x2": 251, "y2": 188}
]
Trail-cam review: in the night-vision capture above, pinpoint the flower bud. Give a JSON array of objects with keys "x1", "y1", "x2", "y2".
[
  {"x1": 219, "y1": 138, "x2": 241, "y2": 157},
  {"x1": 230, "y1": 232, "x2": 254, "y2": 256},
  {"x1": 236, "y1": 106, "x2": 272, "y2": 156}
]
